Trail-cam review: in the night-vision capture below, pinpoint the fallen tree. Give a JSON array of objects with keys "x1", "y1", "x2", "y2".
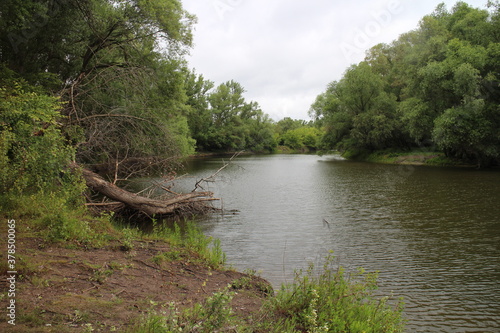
[{"x1": 75, "y1": 165, "x2": 219, "y2": 217}]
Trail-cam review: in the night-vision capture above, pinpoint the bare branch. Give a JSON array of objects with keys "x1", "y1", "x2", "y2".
[{"x1": 192, "y1": 151, "x2": 244, "y2": 192}]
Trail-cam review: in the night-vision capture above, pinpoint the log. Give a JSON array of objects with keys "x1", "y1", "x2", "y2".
[{"x1": 77, "y1": 165, "x2": 217, "y2": 216}]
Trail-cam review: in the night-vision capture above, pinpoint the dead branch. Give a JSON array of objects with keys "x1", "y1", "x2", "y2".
[
  {"x1": 192, "y1": 151, "x2": 244, "y2": 192},
  {"x1": 74, "y1": 164, "x2": 218, "y2": 217}
]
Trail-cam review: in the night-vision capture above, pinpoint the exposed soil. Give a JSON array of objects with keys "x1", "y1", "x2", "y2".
[{"x1": 1, "y1": 236, "x2": 273, "y2": 332}]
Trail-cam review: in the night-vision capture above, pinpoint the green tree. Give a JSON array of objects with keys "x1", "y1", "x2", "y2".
[
  {"x1": 312, "y1": 2, "x2": 499, "y2": 165},
  {"x1": 311, "y1": 63, "x2": 402, "y2": 152},
  {"x1": 433, "y1": 99, "x2": 499, "y2": 166},
  {"x1": 1, "y1": 0, "x2": 197, "y2": 175},
  {"x1": 201, "y1": 80, "x2": 276, "y2": 152},
  {"x1": 0, "y1": 66, "x2": 77, "y2": 194},
  {"x1": 184, "y1": 70, "x2": 215, "y2": 151}
]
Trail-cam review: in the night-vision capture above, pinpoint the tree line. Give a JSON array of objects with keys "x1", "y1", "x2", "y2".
[
  {"x1": 310, "y1": 1, "x2": 500, "y2": 167},
  {"x1": 0, "y1": 0, "x2": 322, "y2": 194},
  {"x1": 2, "y1": 1, "x2": 498, "y2": 201}
]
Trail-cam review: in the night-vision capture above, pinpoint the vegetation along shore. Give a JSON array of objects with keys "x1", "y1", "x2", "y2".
[{"x1": 1, "y1": 0, "x2": 498, "y2": 331}]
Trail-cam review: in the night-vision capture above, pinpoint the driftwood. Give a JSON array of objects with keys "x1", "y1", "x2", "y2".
[{"x1": 77, "y1": 165, "x2": 218, "y2": 217}]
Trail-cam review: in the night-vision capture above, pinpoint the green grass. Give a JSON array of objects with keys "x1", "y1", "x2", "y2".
[
  {"x1": 342, "y1": 148, "x2": 465, "y2": 167},
  {"x1": 127, "y1": 287, "x2": 236, "y2": 333},
  {"x1": 2, "y1": 191, "x2": 404, "y2": 332},
  {"x1": 144, "y1": 220, "x2": 227, "y2": 268},
  {"x1": 267, "y1": 254, "x2": 405, "y2": 332},
  {"x1": 129, "y1": 253, "x2": 406, "y2": 333}
]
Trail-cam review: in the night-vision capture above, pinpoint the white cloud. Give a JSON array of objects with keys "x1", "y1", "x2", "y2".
[{"x1": 183, "y1": 0, "x2": 489, "y2": 121}]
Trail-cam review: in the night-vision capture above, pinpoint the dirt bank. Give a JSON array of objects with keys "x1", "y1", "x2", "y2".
[{"x1": 0, "y1": 236, "x2": 272, "y2": 332}]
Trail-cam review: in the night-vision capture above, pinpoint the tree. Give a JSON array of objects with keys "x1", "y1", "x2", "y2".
[
  {"x1": 433, "y1": 100, "x2": 498, "y2": 166},
  {"x1": 184, "y1": 70, "x2": 215, "y2": 151},
  {"x1": 1, "y1": 0, "x2": 197, "y2": 176},
  {"x1": 311, "y1": 1, "x2": 499, "y2": 165},
  {"x1": 188, "y1": 80, "x2": 276, "y2": 152}
]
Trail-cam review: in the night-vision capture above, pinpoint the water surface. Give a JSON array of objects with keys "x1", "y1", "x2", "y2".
[{"x1": 165, "y1": 154, "x2": 500, "y2": 332}]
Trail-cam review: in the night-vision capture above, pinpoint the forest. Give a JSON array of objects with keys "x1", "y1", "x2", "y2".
[
  {"x1": 1, "y1": 0, "x2": 499, "y2": 198},
  {"x1": 1, "y1": 1, "x2": 496, "y2": 331},
  {"x1": 311, "y1": 1, "x2": 500, "y2": 167}
]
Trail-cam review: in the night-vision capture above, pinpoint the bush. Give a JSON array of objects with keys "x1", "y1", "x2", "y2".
[
  {"x1": 268, "y1": 254, "x2": 405, "y2": 333},
  {"x1": 0, "y1": 68, "x2": 78, "y2": 194}
]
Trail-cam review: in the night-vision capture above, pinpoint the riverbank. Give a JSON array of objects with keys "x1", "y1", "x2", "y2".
[
  {"x1": 1, "y1": 192, "x2": 405, "y2": 332},
  {"x1": 0, "y1": 231, "x2": 271, "y2": 332},
  {"x1": 0, "y1": 200, "x2": 272, "y2": 332},
  {"x1": 343, "y1": 149, "x2": 474, "y2": 167}
]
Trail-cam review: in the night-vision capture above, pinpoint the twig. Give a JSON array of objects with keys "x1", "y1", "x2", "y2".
[{"x1": 192, "y1": 151, "x2": 244, "y2": 192}]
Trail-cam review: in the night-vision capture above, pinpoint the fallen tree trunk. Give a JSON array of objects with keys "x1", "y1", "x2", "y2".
[{"x1": 76, "y1": 165, "x2": 218, "y2": 216}]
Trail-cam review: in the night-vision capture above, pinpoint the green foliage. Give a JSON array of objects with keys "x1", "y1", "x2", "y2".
[
  {"x1": 0, "y1": 191, "x2": 113, "y2": 248},
  {"x1": 1, "y1": 0, "x2": 198, "y2": 176},
  {"x1": 185, "y1": 78, "x2": 277, "y2": 152},
  {"x1": 312, "y1": 2, "x2": 500, "y2": 166},
  {"x1": 433, "y1": 99, "x2": 499, "y2": 165},
  {"x1": 0, "y1": 71, "x2": 76, "y2": 193},
  {"x1": 275, "y1": 117, "x2": 322, "y2": 152},
  {"x1": 281, "y1": 126, "x2": 322, "y2": 151},
  {"x1": 129, "y1": 288, "x2": 235, "y2": 333},
  {"x1": 128, "y1": 253, "x2": 405, "y2": 333},
  {"x1": 148, "y1": 221, "x2": 226, "y2": 268},
  {"x1": 268, "y1": 254, "x2": 405, "y2": 333}
]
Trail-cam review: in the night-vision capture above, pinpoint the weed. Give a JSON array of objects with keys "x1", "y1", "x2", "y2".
[
  {"x1": 145, "y1": 220, "x2": 227, "y2": 268},
  {"x1": 120, "y1": 228, "x2": 139, "y2": 251},
  {"x1": 151, "y1": 250, "x2": 182, "y2": 266},
  {"x1": 267, "y1": 254, "x2": 406, "y2": 333},
  {"x1": 231, "y1": 276, "x2": 253, "y2": 290},
  {"x1": 128, "y1": 286, "x2": 236, "y2": 333},
  {"x1": 30, "y1": 276, "x2": 51, "y2": 287}
]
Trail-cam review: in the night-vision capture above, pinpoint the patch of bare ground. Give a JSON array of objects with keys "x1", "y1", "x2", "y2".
[{"x1": 1, "y1": 237, "x2": 272, "y2": 332}]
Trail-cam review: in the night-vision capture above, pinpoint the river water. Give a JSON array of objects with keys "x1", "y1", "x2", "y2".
[{"x1": 155, "y1": 154, "x2": 500, "y2": 332}]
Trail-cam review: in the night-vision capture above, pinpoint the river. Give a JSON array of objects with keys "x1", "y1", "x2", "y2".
[{"x1": 149, "y1": 154, "x2": 500, "y2": 332}]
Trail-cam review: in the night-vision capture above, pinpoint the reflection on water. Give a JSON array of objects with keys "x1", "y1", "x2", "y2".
[{"x1": 154, "y1": 154, "x2": 500, "y2": 332}]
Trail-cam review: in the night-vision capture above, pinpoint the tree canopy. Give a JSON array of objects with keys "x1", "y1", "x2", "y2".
[
  {"x1": 311, "y1": 1, "x2": 500, "y2": 166},
  {"x1": 0, "y1": 0, "x2": 278, "y2": 182}
]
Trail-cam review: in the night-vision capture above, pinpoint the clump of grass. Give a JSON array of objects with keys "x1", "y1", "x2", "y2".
[
  {"x1": 265, "y1": 253, "x2": 406, "y2": 333},
  {"x1": 129, "y1": 253, "x2": 405, "y2": 333},
  {"x1": 146, "y1": 220, "x2": 227, "y2": 268},
  {"x1": 1, "y1": 191, "x2": 113, "y2": 248},
  {"x1": 129, "y1": 286, "x2": 235, "y2": 333}
]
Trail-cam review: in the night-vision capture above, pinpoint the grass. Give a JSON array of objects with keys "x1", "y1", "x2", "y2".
[
  {"x1": 341, "y1": 148, "x2": 465, "y2": 167},
  {"x1": 127, "y1": 288, "x2": 236, "y2": 333},
  {"x1": 128, "y1": 253, "x2": 406, "y2": 333},
  {"x1": 142, "y1": 219, "x2": 227, "y2": 268},
  {"x1": 267, "y1": 254, "x2": 405, "y2": 332},
  {"x1": 1, "y1": 190, "x2": 405, "y2": 332}
]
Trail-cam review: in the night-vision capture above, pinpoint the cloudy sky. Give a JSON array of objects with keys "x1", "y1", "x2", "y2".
[{"x1": 182, "y1": 0, "x2": 489, "y2": 121}]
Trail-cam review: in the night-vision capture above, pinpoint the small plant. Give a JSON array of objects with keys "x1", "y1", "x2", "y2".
[
  {"x1": 231, "y1": 276, "x2": 253, "y2": 290},
  {"x1": 120, "y1": 228, "x2": 138, "y2": 251},
  {"x1": 147, "y1": 221, "x2": 226, "y2": 268},
  {"x1": 267, "y1": 253, "x2": 405, "y2": 333},
  {"x1": 151, "y1": 250, "x2": 182, "y2": 266},
  {"x1": 129, "y1": 286, "x2": 236, "y2": 332}
]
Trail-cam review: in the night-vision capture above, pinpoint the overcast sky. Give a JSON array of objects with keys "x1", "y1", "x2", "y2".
[{"x1": 182, "y1": 0, "x2": 489, "y2": 121}]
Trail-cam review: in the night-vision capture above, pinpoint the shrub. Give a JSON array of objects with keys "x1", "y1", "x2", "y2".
[
  {"x1": 0, "y1": 70, "x2": 78, "y2": 194},
  {"x1": 268, "y1": 254, "x2": 405, "y2": 333}
]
